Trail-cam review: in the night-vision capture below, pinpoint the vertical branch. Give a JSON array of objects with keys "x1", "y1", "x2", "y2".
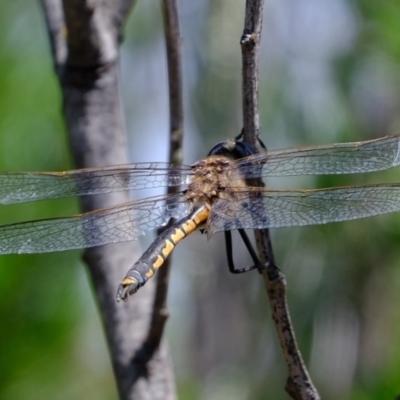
[
  {"x1": 241, "y1": 0, "x2": 263, "y2": 145},
  {"x1": 40, "y1": 1, "x2": 177, "y2": 399},
  {"x1": 241, "y1": 0, "x2": 276, "y2": 277},
  {"x1": 144, "y1": 0, "x2": 184, "y2": 353},
  {"x1": 162, "y1": 0, "x2": 184, "y2": 165},
  {"x1": 240, "y1": 1, "x2": 320, "y2": 399}
]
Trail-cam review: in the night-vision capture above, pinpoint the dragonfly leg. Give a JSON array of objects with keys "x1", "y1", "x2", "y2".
[
  {"x1": 235, "y1": 128, "x2": 267, "y2": 150},
  {"x1": 238, "y1": 229, "x2": 265, "y2": 272},
  {"x1": 224, "y1": 230, "x2": 262, "y2": 274},
  {"x1": 224, "y1": 230, "x2": 237, "y2": 273}
]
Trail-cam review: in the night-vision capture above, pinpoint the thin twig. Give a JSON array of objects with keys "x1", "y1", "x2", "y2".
[
  {"x1": 241, "y1": 0, "x2": 263, "y2": 145},
  {"x1": 143, "y1": 0, "x2": 184, "y2": 354},
  {"x1": 240, "y1": 1, "x2": 320, "y2": 399},
  {"x1": 40, "y1": 1, "x2": 177, "y2": 399}
]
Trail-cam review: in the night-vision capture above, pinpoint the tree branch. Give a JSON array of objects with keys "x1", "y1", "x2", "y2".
[
  {"x1": 40, "y1": 1, "x2": 177, "y2": 399},
  {"x1": 143, "y1": 0, "x2": 184, "y2": 355},
  {"x1": 240, "y1": 1, "x2": 320, "y2": 399}
]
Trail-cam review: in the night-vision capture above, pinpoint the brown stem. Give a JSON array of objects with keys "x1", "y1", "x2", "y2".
[
  {"x1": 240, "y1": 1, "x2": 320, "y2": 399},
  {"x1": 143, "y1": 0, "x2": 184, "y2": 355}
]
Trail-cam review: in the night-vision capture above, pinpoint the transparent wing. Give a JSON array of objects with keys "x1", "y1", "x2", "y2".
[
  {"x1": 0, "y1": 193, "x2": 190, "y2": 254},
  {"x1": 0, "y1": 163, "x2": 192, "y2": 205},
  {"x1": 207, "y1": 184, "x2": 400, "y2": 235},
  {"x1": 234, "y1": 134, "x2": 400, "y2": 178}
]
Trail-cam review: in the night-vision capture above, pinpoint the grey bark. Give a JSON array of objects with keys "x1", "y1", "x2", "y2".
[{"x1": 40, "y1": 1, "x2": 177, "y2": 398}]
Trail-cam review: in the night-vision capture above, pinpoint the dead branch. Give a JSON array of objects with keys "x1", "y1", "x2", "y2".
[
  {"x1": 143, "y1": 0, "x2": 184, "y2": 356},
  {"x1": 240, "y1": 1, "x2": 320, "y2": 399}
]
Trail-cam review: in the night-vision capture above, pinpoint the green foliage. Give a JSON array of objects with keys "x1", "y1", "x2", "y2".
[{"x1": 0, "y1": 1, "x2": 115, "y2": 399}]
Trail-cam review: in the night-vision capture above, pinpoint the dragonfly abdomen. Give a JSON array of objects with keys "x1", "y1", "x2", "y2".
[{"x1": 116, "y1": 204, "x2": 209, "y2": 301}]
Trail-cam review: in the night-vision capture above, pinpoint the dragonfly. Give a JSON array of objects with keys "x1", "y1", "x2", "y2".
[{"x1": 1, "y1": 133, "x2": 400, "y2": 301}]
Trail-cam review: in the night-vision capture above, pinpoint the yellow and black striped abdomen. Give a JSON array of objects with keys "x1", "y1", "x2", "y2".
[{"x1": 117, "y1": 204, "x2": 209, "y2": 301}]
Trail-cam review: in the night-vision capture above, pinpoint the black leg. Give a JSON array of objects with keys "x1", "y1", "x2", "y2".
[
  {"x1": 224, "y1": 231, "x2": 236, "y2": 273},
  {"x1": 235, "y1": 128, "x2": 267, "y2": 150},
  {"x1": 238, "y1": 229, "x2": 263, "y2": 272},
  {"x1": 234, "y1": 129, "x2": 244, "y2": 141},
  {"x1": 224, "y1": 230, "x2": 262, "y2": 274}
]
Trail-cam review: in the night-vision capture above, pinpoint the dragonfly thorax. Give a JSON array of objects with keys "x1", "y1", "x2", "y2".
[{"x1": 186, "y1": 155, "x2": 247, "y2": 206}]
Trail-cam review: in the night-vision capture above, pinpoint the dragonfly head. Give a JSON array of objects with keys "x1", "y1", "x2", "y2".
[{"x1": 207, "y1": 137, "x2": 258, "y2": 160}]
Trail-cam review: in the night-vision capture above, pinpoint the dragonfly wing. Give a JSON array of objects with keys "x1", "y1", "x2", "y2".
[
  {"x1": 0, "y1": 193, "x2": 190, "y2": 254},
  {"x1": 235, "y1": 134, "x2": 400, "y2": 178},
  {"x1": 207, "y1": 185, "x2": 400, "y2": 235},
  {"x1": 0, "y1": 163, "x2": 192, "y2": 204}
]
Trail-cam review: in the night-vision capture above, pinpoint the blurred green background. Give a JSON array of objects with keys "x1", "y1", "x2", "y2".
[{"x1": 1, "y1": 1, "x2": 400, "y2": 399}]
